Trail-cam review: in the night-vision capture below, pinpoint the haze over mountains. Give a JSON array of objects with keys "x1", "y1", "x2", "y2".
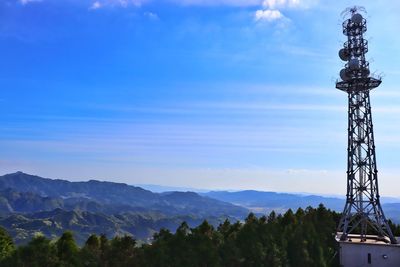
[{"x1": 1, "y1": 172, "x2": 400, "y2": 245}]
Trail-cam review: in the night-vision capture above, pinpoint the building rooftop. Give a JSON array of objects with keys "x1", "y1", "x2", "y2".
[{"x1": 336, "y1": 233, "x2": 400, "y2": 247}]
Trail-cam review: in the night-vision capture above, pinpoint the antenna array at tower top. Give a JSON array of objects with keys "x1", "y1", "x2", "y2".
[
  {"x1": 341, "y1": 6, "x2": 366, "y2": 18},
  {"x1": 336, "y1": 7, "x2": 382, "y2": 93}
]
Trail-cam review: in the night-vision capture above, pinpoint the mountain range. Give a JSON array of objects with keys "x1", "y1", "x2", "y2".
[
  {"x1": 0, "y1": 172, "x2": 247, "y2": 218},
  {"x1": 1, "y1": 171, "x2": 400, "y2": 245},
  {"x1": 0, "y1": 172, "x2": 246, "y2": 244}
]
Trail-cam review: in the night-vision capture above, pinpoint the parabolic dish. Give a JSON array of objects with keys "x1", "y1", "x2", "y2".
[
  {"x1": 340, "y1": 68, "x2": 350, "y2": 81},
  {"x1": 351, "y1": 13, "x2": 363, "y2": 24},
  {"x1": 339, "y1": 48, "x2": 349, "y2": 61}
]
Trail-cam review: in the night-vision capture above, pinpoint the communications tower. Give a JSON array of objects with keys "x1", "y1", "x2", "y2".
[{"x1": 336, "y1": 7, "x2": 397, "y2": 244}]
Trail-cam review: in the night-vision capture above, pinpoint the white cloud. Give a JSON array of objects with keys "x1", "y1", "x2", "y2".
[
  {"x1": 254, "y1": 9, "x2": 283, "y2": 22},
  {"x1": 20, "y1": 0, "x2": 42, "y2": 5},
  {"x1": 90, "y1": 1, "x2": 102, "y2": 9},
  {"x1": 255, "y1": 0, "x2": 318, "y2": 23},
  {"x1": 262, "y1": 0, "x2": 317, "y2": 9}
]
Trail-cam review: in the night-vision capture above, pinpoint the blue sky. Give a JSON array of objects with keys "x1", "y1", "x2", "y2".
[{"x1": 1, "y1": 0, "x2": 400, "y2": 195}]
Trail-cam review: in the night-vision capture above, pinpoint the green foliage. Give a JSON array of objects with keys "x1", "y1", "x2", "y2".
[
  {"x1": 0, "y1": 227, "x2": 14, "y2": 261},
  {"x1": 0, "y1": 205, "x2": 348, "y2": 267},
  {"x1": 107, "y1": 235, "x2": 137, "y2": 267},
  {"x1": 57, "y1": 231, "x2": 80, "y2": 266},
  {"x1": 80, "y1": 234, "x2": 101, "y2": 267},
  {"x1": 8, "y1": 235, "x2": 59, "y2": 267}
]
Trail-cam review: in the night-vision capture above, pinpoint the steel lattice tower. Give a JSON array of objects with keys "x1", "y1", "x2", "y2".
[{"x1": 336, "y1": 7, "x2": 397, "y2": 244}]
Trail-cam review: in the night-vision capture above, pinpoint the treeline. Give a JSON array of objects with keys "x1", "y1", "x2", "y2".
[{"x1": 0, "y1": 204, "x2": 382, "y2": 267}]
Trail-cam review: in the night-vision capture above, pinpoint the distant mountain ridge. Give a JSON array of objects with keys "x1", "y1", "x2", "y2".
[
  {"x1": 0, "y1": 172, "x2": 157, "y2": 206},
  {"x1": 201, "y1": 190, "x2": 400, "y2": 223},
  {"x1": 0, "y1": 172, "x2": 247, "y2": 218},
  {"x1": 202, "y1": 190, "x2": 345, "y2": 213}
]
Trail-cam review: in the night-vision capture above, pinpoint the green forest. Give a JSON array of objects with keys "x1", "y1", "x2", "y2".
[{"x1": 1, "y1": 204, "x2": 399, "y2": 267}]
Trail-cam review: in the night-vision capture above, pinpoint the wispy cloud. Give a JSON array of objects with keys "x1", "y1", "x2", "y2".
[
  {"x1": 86, "y1": 0, "x2": 263, "y2": 9},
  {"x1": 88, "y1": 0, "x2": 146, "y2": 9},
  {"x1": 89, "y1": 1, "x2": 102, "y2": 9},
  {"x1": 262, "y1": 0, "x2": 318, "y2": 9},
  {"x1": 279, "y1": 44, "x2": 327, "y2": 58},
  {"x1": 190, "y1": 102, "x2": 344, "y2": 112},
  {"x1": 143, "y1": 11, "x2": 159, "y2": 20},
  {"x1": 255, "y1": 9, "x2": 284, "y2": 22},
  {"x1": 19, "y1": 0, "x2": 317, "y2": 9},
  {"x1": 20, "y1": 0, "x2": 42, "y2": 5},
  {"x1": 169, "y1": 0, "x2": 261, "y2": 6}
]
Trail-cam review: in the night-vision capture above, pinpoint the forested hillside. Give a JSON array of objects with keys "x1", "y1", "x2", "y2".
[
  {"x1": 0, "y1": 205, "x2": 370, "y2": 267},
  {"x1": 0, "y1": 172, "x2": 248, "y2": 244}
]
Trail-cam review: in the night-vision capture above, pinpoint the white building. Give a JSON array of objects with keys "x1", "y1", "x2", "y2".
[{"x1": 338, "y1": 234, "x2": 400, "y2": 267}]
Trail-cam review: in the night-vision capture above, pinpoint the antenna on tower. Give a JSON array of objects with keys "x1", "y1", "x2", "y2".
[{"x1": 341, "y1": 6, "x2": 366, "y2": 18}]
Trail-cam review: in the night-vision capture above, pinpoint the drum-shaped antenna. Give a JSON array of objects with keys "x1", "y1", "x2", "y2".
[{"x1": 339, "y1": 49, "x2": 349, "y2": 61}]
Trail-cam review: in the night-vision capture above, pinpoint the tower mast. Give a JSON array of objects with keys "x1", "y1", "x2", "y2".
[{"x1": 336, "y1": 7, "x2": 396, "y2": 244}]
